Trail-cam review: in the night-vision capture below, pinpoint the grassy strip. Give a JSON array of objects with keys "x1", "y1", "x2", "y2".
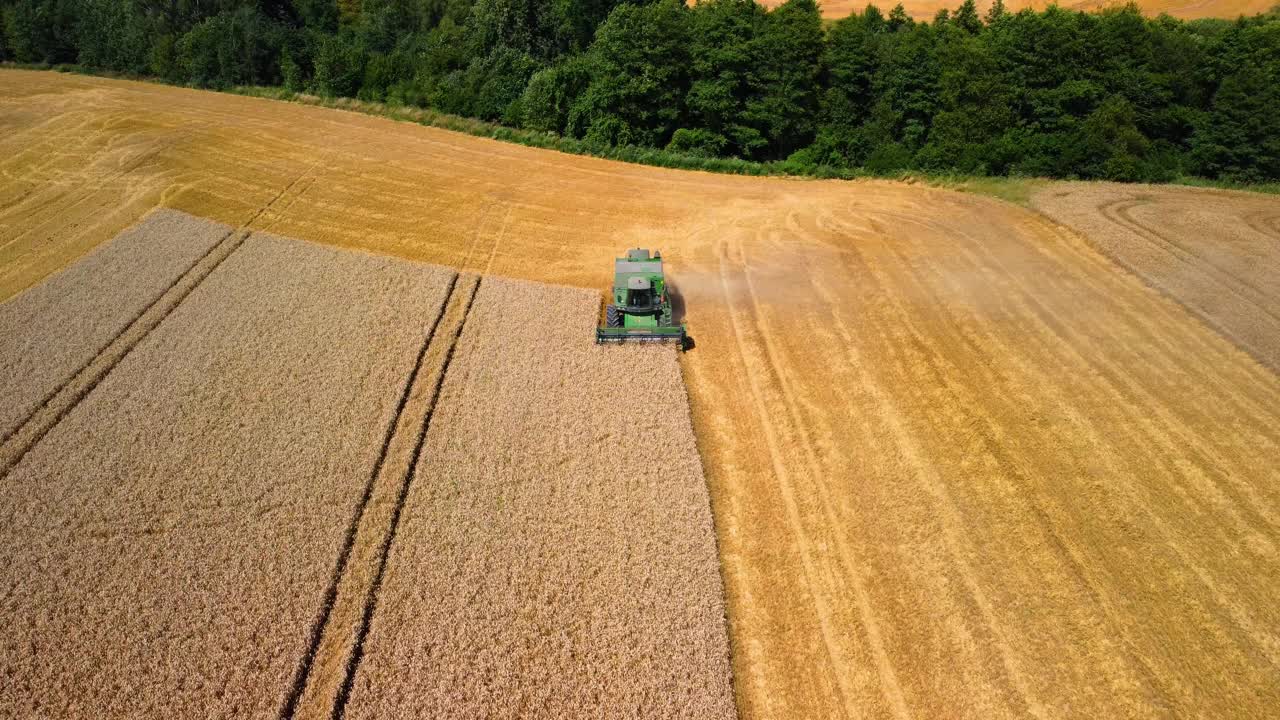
[
  {"x1": 6, "y1": 62, "x2": 1280, "y2": 200},
  {"x1": 228, "y1": 86, "x2": 862, "y2": 180}
]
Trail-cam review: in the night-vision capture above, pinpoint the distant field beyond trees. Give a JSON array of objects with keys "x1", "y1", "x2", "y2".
[
  {"x1": 2, "y1": 0, "x2": 1278, "y2": 182},
  {"x1": 761, "y1": 0, "x2": 1278, "y2": 21}
]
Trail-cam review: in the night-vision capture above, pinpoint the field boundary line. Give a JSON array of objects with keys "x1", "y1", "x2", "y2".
[
  {"x1": 328, "y1": 273, "x2": 482, "y2": 720},
  {"x1": 278, "y1": 271, "x2": 461, "y2": 720},
  {"x1": 0, "y1": 165, "x2": 332, "y2": 475},
  {"x1": 1031, "y1": 204, "x2": 1280, "y2": 376},
  {"x1": 0, "y1": 219, "x2": 228, "y2": 449}
]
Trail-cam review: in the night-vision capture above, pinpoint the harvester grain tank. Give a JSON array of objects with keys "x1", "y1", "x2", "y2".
[{"x1": 596, "y1": 248, "x2": 687, "y2": 349}]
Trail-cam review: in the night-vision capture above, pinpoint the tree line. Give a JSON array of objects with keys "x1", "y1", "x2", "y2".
[{"x1": 2, "y1": 0, "x2": 1278, "y2": 182}]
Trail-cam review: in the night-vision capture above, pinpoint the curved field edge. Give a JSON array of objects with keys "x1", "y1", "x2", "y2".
[
  {"x1": 6, "y1": 66, "x2": 1280, "y2": 202},
  {"x1": 1031, "y1": 181, "x2": 1280, "y2": 374}
]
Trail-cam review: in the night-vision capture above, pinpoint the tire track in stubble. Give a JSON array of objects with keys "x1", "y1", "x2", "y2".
[
  {"x1": 966, "y1": 215, "x2": 1280, "y2": 524},
  {"x1": 873, "y1": 204, "x2": 1280, "y2": 465},
  {"x1": 0, "y1": 162, "x2": 325, "y2": 477},
  {"x1": 327, "y1": 275, "x2": 481, "y2": 720},
  {"x1": 788, "y1": 210, "x2": 1047, "y2": 718},
  {"x1": 714, "y1": 239, "x2": 863, "y2": 719},
  {"x1": 1243, "y1": 210, "x2": 1280, "y2": 242},
  {"x1": 277, "y1": 272, "x2": 462, "y2": 720},
  {"x1": 1108, "y1": 198, "x2": 1280, "y2": 302},
  {"x1": 0, "y1": 136, "x2": 178, "y2": 254},
  {"x1": 1018, "y1": 210, "x2": 1280, "y2": 415},
  {"x1": 825, "y1": 209, "x2": 1175, "y2": 713},
  {"x1": 902, "y1": 211, "x2": 1280, "y2": 680},
  {"x1": 860, "y1": 208, "x2": 1280, "y2": 674},
  {"x1": 718, "y1": 234, "x2": 909, "y2": 720},
  {"x1": 1099, "y1": 199, "x2": 1280, "y2": 319},
  {"x1": 867, "y1": 207, "x2": 1280, "y2": 537},
  {"x1": 888, "y1": 205, "x2": 1280, "y2": 507}
]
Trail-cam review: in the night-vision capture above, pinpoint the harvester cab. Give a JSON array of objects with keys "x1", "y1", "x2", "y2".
[{"x1": 596, "y1": 248, "x2": 687, "y2": 349}]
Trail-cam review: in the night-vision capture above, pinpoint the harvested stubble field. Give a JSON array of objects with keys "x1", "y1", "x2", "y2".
[
  {"x1": 0, "y1": 228, "x2": 455, "y2": 716},
  {"x1": 1033, "y1": 182, "x2": 1280, "y2": 374},
  {"x1": 343, "y1": 276, "x2": 735, "y2": 719},
  {"x1": 755, "y1": 0, "x2": 1274, "y2": 20},
  {"x1": 0, "y1": 209, "x2": 227, "y2": 438},
  {"x1": 4, "y1": 70, "x2": 1280, "y2": 718}
]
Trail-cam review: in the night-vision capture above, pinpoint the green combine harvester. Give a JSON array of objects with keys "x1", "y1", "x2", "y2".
[{"x1": 596, "y1": 248, "x2": 687, "y2": 349}]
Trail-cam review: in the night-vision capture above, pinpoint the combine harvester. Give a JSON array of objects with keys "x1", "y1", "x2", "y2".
[{"x1": 597, "y1": 248, "x2": 687, "y2": 349}]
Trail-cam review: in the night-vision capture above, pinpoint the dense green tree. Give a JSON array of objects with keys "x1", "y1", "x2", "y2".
[
  {"x1": 177, "y1": 5, "x2": 285, "y2": 87},
  {"x1": 748, "y1": 0, "x2": 824, "y2": 158},
  {"x1": 3, "y1": 0, "x2": 77, "y2": 63},
  {"x1": 807, "y1": 7, "x2": 882, "y2": 166},
  {"x1": 1, "y1": 0, "x2": 1278, "y2": 182},
  {"x1": 684, "y1": 0, "x2": 767, "y2": 157},
  {"x1": 455, "y1": 46, "x2": 540, "y2": 121},
  {"x1": 870, "y1": 21, "x2": 940, "y2": 155},
  {"x1": 75, "y1": 0, "x2": 149, "y2": 73},
  {"x1": 553, "y1": 0, "x2": 635, "y2": 52},
  {"x1": 292, "y1": 0, "x2": 340, "y2": 31},
  {"x1": 466, "y1": 0, "x2": 558, "y2": 58},
  {"x1": 1069, "y1": 94, "x2": 1152, "y2": 179},
  {"x1": 952, "y1": 0, "x2": 980, "y2": 34},
  {"x1": 519, "y1": 52, "x2": 592, "y2": 132},
  {"x1": 886, "y1": 2, "x2": 910, "y2": 32},
  {"x1": 569, "y1": 0, "x2": 690, "y2": 147},
  {"x1": 917, "y1": 23, "x2": 1016, "y2": 172},
  {"x1": 338, "y1": 0, "x2": 362, "y2": 25},
  {"x1": 311, "y1": 28, "x2": 365, "y2": 95},
  {"x1": 1191, "y1": 23, "x2": 1280, "y2": 180},
  {"x1": 984, "y1": 0, "x2": 1005, "y2": 25}
]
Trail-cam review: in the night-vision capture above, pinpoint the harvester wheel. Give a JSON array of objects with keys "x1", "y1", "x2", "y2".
[{"x1": 606, "y1": 304, "x2": 622, "y2": 328}]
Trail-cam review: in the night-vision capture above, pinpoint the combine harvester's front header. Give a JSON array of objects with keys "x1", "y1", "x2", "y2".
[{"x1": 596, "y1": 248, "x2": 687, "y2": 349}]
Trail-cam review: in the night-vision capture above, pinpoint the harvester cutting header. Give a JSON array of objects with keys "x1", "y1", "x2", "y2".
[{"x1": 596, "y1": 248, "x2": 687, "y2": 349}]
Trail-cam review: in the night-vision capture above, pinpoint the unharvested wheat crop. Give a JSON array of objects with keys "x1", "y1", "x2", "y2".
[
  {"x1": 0, "y1": 233, "x2": 454, "y2": 718},
  {"x1": 0, "y1": 210, "x2": 227, "y2": 438},
  {"x1": 343, "y1": 277, "x2": 736, "y2": 720}
]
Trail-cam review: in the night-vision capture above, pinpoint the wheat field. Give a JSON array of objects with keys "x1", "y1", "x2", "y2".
[
  {"x1": 762, "y1": 0, "x2": 1276, "y2": 20},
  {"x1": 344, "y1": 276, "x2": 735, "y2": 719},
  {"x1": 0, "y1": 230, "x2": 455, "y2": 717},
  {"x1": 0, "y1": 210, "x2": 227, "y2": 438},
  {"x1": 1033, "y1": 182, "x2": 1280, "y2": 374},
  {"x1": 3, "y1": 71, "x2": 1280, "y2": 718}
]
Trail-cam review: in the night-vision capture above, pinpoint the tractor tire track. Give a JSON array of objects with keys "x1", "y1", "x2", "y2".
[
  {"x1": 278, "y1": 271, "x2": 471, "y2": 720},
  {"x1": 324, "y1": 274, "x2": 480, "y2": 720},
  {"x1": 0, "y1": 225, "x2": 247, "y2": 477},
  {"x1": 1102, "y1": 199, "x2": 1279, "y2": 317},
  {"x1": 0, "y1": 164, "x2": 326, "y2": 478}
]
